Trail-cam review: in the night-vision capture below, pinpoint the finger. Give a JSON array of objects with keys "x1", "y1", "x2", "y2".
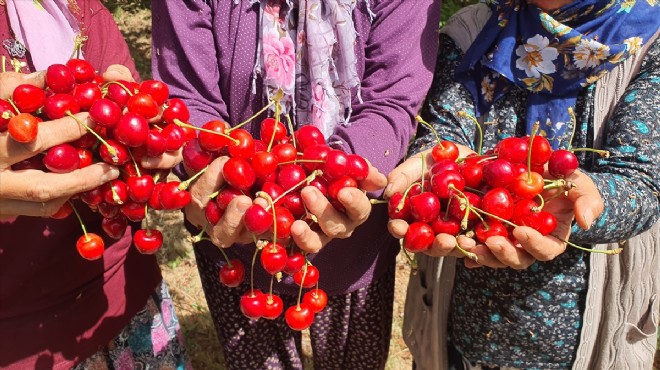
[
  {"x1": 484, "y1": 235, "x2": 536, "y2": 269},
  {"x1": 465, "y1": 244, "x2": 507, "y2": 268},
  {"x1": 1, "y1": 164, "x2": 120, "y2": 202},
  {"x1": 208, "y1": 195, "x2": 252, "y2": 248},
  {"x1": 0, "y1": 196, "x2": 69, "y2": 218},
  {"x1": 359, "y1": 164, "x2": 387, "y2": 192},
  {"x1": 513, "y1": 226, "x2": 567, "y2": 262},
  {"x1": 300, "y1": 186, "x2": 352, "y2": 239},
  {"x1": 565, "y1": 170, "x2": 604, "y2": 230},
  {"x1": 384, "y1": 149, "x2": 432, "y2": 198},
  {"x1": 387, "y1": 219, "x2": 409, "y2": 239},
  {"x1": 336, "y1": 187, "x2": 371, "y2": 225},
  {"x1": 2, "y1": 113, "x2": 92, "y2": 166},
  {"x1": 0, "y1": 71, "x2": 46, "y2": 99},
  {"x1": 424, "y1": 233, "x2": 459, "y2": 258},
  {"x1": 290, "y1": 220, "x2": 325, "y2": 254},
  {"x1": 141, "y1": 148, "x2": 183, "y2": 169},
  {"x1": 188, "y1": 157, "x2": 227, "y2": 208},
  {"x1": 102, "y1": 65, "x2": 134, "y2": 83}
]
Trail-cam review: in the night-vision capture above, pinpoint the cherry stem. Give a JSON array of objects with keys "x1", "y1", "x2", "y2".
[
  {"x1": 470, "y1": 207, "x2": 518, "y2": 229},
  {"x1": 567, "y1": 107, "x2": 577, "y2": 151},
  {"x1": 527, "y1": 122, "x2": 540, "y2": 183},
  {"x1": 6, "y1": 99, "x2": 21, "y2": 114},
  {"x1": 188, "y1": 224, "x2": 208, "y2": 243},
  {"x1": 297, "y1": 261, "x2": 308, "y2": 308},
  {"x1": 217, "y1": 246, "x2": 233, "y2": 268},
  {"x1": 267, "y1": 170, "x2": 322, "y2": 211},
  {"x1": 286, "y1": 114, "x2": 297, "y2": 150},
  {"x1": 144, "y1": 205, "x2": 152, "y2": 231},
  {"x1": 457, "y1": 111, "x2": 484, "y2": 155},
  {"x1": 557, "y1": 238, "x2": 623, "y2": 255},
  {"x1": 128, "y1": 149, "x2": 142, "y2": 177},
  {"x1": 66, "y1": 112, "x2": 118, "y2": 161},
  {"x1": 102, "y1": 81, "x2": 134, "y2": 97},
  {"x1": 70, "y1": 33, "x2": 87, "y2": 60},
  {"x1": 370, "y1": 199, "x2": 388, "y2": 205},
  {"x1": 173, "y1": 119, "x2": 240, "y2": 145},
  {"x1": 470, "y1": 207, "x2": 489, "y2": 229},
  {"x1": 420, "y1": 152, "x2": 427, "y2": 193},
  {"x1": 454, "y1": 241, "x2": 479, "y2": 263},
  {"x1": 415, "y1": 115, "x2": 440, "y2": 143},
  {"x1": 464, "y1": 186, "x2": 486, "y2": 195},
  {"x1": 268, "y1": 275, "x2": 275, "y2": 302},
  {"x1": 228, "y1": 89, "x2": 283, "y2": 133},
  {"x1": 179, "y1": 165, "x2": 209, "y2": 190},
  {"x1": 534, "y1": 193, "x2": 545, "y2": 211},
  {"x1": 250, "y1": 244, "x2": 259, "y2": 295},
  {"x1": 399, "y1": 240, "x2": 419, "y2": 275},
  {"x1": 256, "y1": 191, "x2": 277, "y2": 242},
  {"x1": 397, "y1": 181, "x2": 422, "y2": 212},
  {"x1": 69, "y1": 200, "x2": 88, "y2": 238},
  {"x1": 267, "y1": 100, "x2": 281, "y2": 152},
  {"x1": 570, "y1": 148, "x2": 610, "y2": 158}
]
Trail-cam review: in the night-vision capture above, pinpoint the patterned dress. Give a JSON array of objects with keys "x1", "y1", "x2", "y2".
[{"x1": 409, "y1": 34, "x2": 660, "y2": 370}]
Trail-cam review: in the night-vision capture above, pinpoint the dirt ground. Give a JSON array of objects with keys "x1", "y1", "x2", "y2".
[{"x1": 110, "y1": 4, "x2": 659, "y2": 370}]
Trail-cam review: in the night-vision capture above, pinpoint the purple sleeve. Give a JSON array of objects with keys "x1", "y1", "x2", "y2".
[
  {"x1": 151, "y1": 0, "x2": 228, "y2": 127},
  {"x1": 328, "y1": 0, "x2": 440, "y2": 181}
]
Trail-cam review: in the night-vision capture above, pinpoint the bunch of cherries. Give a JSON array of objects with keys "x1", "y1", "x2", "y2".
[
  {"x1": 390, "y1": 116, "x2": 620, "y2": 259},
  {"x1": 4, "y1": 60, "x2": 195, "y2": 260},
  {"x1": 181, "y1": 100, "x2": 372, "y2": 330}
]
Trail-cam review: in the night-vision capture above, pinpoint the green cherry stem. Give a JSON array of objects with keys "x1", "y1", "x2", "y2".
[
  {"x1": 6, "y1": 98, "x2": 21, "y2": 114},
  {"x1": 296, "y1": 261, "x2": 309, "y2": 308},
  {"x1": 256, "y1": 191, "x2": 278, "y2": 242},
  {"x1": 399, "y1": 240, "x2": 419, "y2": 275},
  {"x1": 415, "y1": 115, "x2": 440, "y2": 143},
  {"x1": 286, "y1": 114, "x2": 297, "y2": 150},
  {"x1": 178, "y1": 165, "x2": 209, "y2": 191},
  {"x1": 66, "y1": 111, "x2": 118, "y2": 161},
  {"x1": 127, "y1": 149, "x2": 142, "y2": 177},
  {"x1": 570, "y1": 148, "x2": 611, "y2": 158},
  {"x1": 267, "y1": 170, "x2": 322, "y2": 211},
  {"x1": 457, "y1": 111, "x2": 484, "y2": 155},
  {"x1": 69, "y1": 200, "x2": 88, "y2": 239},
  {"x1": 527, "y1": 122, "x2": 540, "y2": 183},
  {"x1": 455, "y1": 241, "x2": 479, "y2": 263},
  {"x1": 228, "y1": 89, "x2": 283, "y2": 133},
  {"x1": 267, "y1": 99, "x2": 282, "y2": 152},
  {"x1": 173, "y1": 119, "x2": 240, "y2": 145},
  {"x1": 102, "y1": 81, "x2": 134, "y2": 97}
]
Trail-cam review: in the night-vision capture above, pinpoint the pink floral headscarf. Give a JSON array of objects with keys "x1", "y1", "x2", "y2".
[{"x1": 254, "y1": 0, "x2": 372, "y2": 139}]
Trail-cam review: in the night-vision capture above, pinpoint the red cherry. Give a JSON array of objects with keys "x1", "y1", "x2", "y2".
[
  {"x1": 244, "y1": 204, "x2": 273, "y2": 235},
  {"x1": 511, "y1": 171, "x2": 545, "y2": 199},
  {"x1": 447, "y1": 191, "x2": 481, "y2": 221},
  {"x1": 127, "y1": 93, "x2": 160, "y2": 120},
  {"x1": 161, "y1": 123, "x2": 187, "y2": 151},
  {"x1": 120, "y1": 201, "x2": 147, "y2": 222},
  {"x1": 228, "y1": 129, "x2": 255, "y2": 159},
  {"x1": 133, "y1": 229, "x2": 163, "y2": 254},
  {"x1": 12, "y1": 84, "x2": 46, "y2": 113},
  {"x1": 223, "y1": 157, "x2": 256, "y2": 192},
  {"x1": 260, "y1": 117, "x2": 287, "y2": 144},
  {"x1": 102, "y1": 215, "x2": 128, "y2": 239},
  {"x1": 530, "y1": 136, "x2": 552, "y2": 165},
  {"x1": 50, "y1": 201, "x2": 73, "y2": 219},
  {"x1": 66, "y1": 59, "x2": 95, "y2": 83},
  {"x1": 273, "y1": 206, "x2": 294, "y2": 240},
  {"x1": 496, "y1": 137, "x2": 529, "y2": 164},
  {"x1": 147, "y1": 182, "x2": 167, "y2": 210},
  {"x1": 146, "y1": 129, "x2": 168, "y2": 157},
  {"x1": 548, "y1": 149, "x2": 579, "y2": 179},
  {"x1": 403, "y1": 222, "x2": 435, "y2": 252},
  {"x1": 481, "y1": 188, "x2": 514, "y2": 221},
  {"x1": 431, "y1": 140, "x2": 459, "y2": 162},
  {"x1": 240, "y1": 290, "x2": 266, "y2": 320},
  {"x1": 97, "y1": 202, "x2": 120, "y2": 218},
  {"x1": 44, "y1": 143, "x2": 80, "y2": 173},
  {"x1": 99, "y1": 139, "x2": 131, "y2": 165},
  {"x1": 271, "y1": 143, "x2": 297, "y2": 163},
  {"x1": 430, "y1": 170, "x2": 465, "y2": 199},
  {"x1": 8, "y1": 113, "x2": 39, "y2": 143},
  {"x1": 158, "y1": 181, "x2": 192, "y2": 210},
  {"x1": 139, "y1": 80, "x2": 169, "y2": 105},
  {"x1": 285, "y1": 303, "x2": 315, "y2": 331},
  {"x1": 114, "y1": 112, "x2": 149, "y2": 147},
  {"x1": 323, "y1": 150, "x2": 348, "y2": 179},
  {"x1": 198, "y1": 120, "x2": 231, "y2": 152},
  {"x1": 430, "y1": 216, "x2": 461, "y2": 235},
  {"x1": 474, "y1": 220, "x2": 509, "y2": 243},
  {"x1": 89, "y1": 98, "x2": 122, "y2": 127},
  {"x1": 278, "y1": 164, "x2": 306, "y2": 191},
  {"x1": 459, "y1": 162, "x2": 484, "y2": 189},
  {"x1": 532, "y1": 211, "x2": 558, "y2": 235},
  {"x1": 102, "y1": 179, "x2": 129, "y2": 205},
  {"x1": 219, "y1": 259, "x2": 245, "y2": 287},
  {"x1": 126, "y1": 175, "x2": 155, "y2": 203},
  {"x1": 409, "y1": 191, "x2": 441, "y2": 223},
  {"x1": 80, "y1": 187, "x2": 104, "y2": 207},
  {"x1": 43, "y1": 93, "x2": 80, "y2": 120},
  {"x1": 284, "y1": 251, "x2": 305, "y2": 275},
  {"x1": 72, "y1": 82, "x2": 102, "y2": 111},
  {"x1": 205, "y1": 200, "x2": 224, "y2": 225},
  {"x1": 182, "y1": 139, "x2": 215, "y2": 173},
  {"x1": 46, "y1": 64, "x2": 75, "y2": 93},
  {"x1": 105, "y1": 80, "x2": 134, "y2": 107},
  {"x1": 282, "y1": 192, "x2": 305, "y2": 218},
  {"x1": 263, "y1": 294, "x2": 284, "y2": 320},
  {"x1": 260, "y1": 242, "x2": 288, "y2": 275},
  {"x1": 252, "y1": 151, "x2": 279, "y2": 178},
  {"x1": 76, "y1": 233, "x2": 105, "y2": 260},
  {"x1": 327, "y1": 175, "x2": 358, "y2": 200},
  {"x1": 0, "y1": 99, "x2": 17, "y2": 132},
  {"x1": 293, "y1": 265, "x2": 319, "y2": 288},
  {"x1": 346, "y1": 154, "x2": 369, "y2": 181},
  {"x1": 162, "y1": 98, "x2": 190, "y2": 125},
  {"x1": 302, "y1": 144, "x2": 331, "y2": 172},
  {"x1": 388, "y1": 192, "x2": 412, "y2": 221},
  {"x1": 216, "y1": 187, "x2": 244, "y2": 210},
  {"x1": 294, "y1": 125, "x2": 325, "y2": 150},
  {"x1": 303, "y1": 289, "x2": 328, "y2": 313},
  {"x1": 482, "y1": 159, "x2": 515, "y2": 188}
]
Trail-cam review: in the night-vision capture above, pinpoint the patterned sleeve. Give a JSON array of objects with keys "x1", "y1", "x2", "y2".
[
  {"x1": 409, "y1": 35, "x2": 478, "y2": 156},
  {"x1": 571, "y1": 39, "x2": 660, "y2": 244}
]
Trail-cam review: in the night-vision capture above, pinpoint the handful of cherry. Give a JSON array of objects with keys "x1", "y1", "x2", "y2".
[
  {"x1": 390, "y1": 116, "x2": 621, "y2": 260},
  {"x1": 3, "y1": 60, "x2": 196, "y2": 260},
  {"x1": 180, "y1": 99, "x2": 373, "y2": 330}
]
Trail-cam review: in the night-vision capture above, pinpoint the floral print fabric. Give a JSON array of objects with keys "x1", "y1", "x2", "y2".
[
  {"x1": 455, "y1": 0, "x2": 660, "y2": 148},
  {"x1": 257, "y1": 0, "x2": 363, "y2": 139}
]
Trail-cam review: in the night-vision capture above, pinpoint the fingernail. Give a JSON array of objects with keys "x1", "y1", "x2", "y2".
[
  {"x1": 340, "y1": 188, "x2": 353, "y2": 203},
  {"x1": 142, "y1": 157, "x2": 157, "y2": 168},
  {"x1": 583, "y1": 210, "x2": 594, "y2": 230},
  {"x1": 102, "y1": 167, "x2": 121, "y2": 182},
  {"x1": 306, "y1": 188, "x2": 319, "y2": 203}
]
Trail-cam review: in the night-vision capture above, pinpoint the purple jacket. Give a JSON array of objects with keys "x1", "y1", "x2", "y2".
[{"x1": 152, "y1": 0, "x2": 440, "y2": 295}]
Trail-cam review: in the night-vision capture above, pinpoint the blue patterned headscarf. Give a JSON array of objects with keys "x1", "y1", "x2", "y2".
[{"x1": 456, "y1": 0, "x2": 660, "y2": 148}]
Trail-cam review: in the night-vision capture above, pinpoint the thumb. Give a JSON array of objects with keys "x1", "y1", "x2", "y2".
[
  {"x1": 0, "y1": 71, "x2": 46, "y2": 100},
  {"x1": 384, "y1": 149, "x2": 432, "y2": 199},
  {"x1": 566, "y1": 170, "x2": 604, "y2": 230},
  {"x1": 102, "y1": 64, "x2": 134, "y2": 83}
]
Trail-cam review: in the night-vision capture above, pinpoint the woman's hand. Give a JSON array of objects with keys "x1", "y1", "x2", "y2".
[{"x1": 185, "y1": 156, "x2": 387, "y2": 253}]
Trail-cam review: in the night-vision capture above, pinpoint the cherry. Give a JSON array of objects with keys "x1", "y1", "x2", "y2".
[
  {"x1": 271, "y1": 143, "x2": 297, "y2": 163},
  {"x1": 97, "y1": 202, "x2": 120, "y2": 218},
  {"x1": 240, "y1": 290, "x2": 266, "y2": 320},
  {"x1": 308, "y1": 177, "x2": 328, "y2": 197},
  {"x1": 403, "y1": 222, "x2": 435, "y2": 252},
  {"x1": 161, "y1": 124, "x2": 187, "y2": 151},
  {"x1": 430, "y1": 216, "x2": 461, "y2": 235},
  {"x1": 76, "y1": 233, "x2": 104, "y2": 260},
  {"x1": 72, "y1": 82, "x2": 103, "y2": 111},
  {"x1": 388, "y1": 192, "x2": 412, "y2": 221},
  {"x1": 114, "y1": 112, "x2": 149, "y2": 147},
  {"x1": 495, "y1": 137, "x2": 529, "y2": 164},
  {"x1": 8, "y1": 113, "x2": 39, "y2": 143},
  {"x1": 260, "y1": 117, "x2": 287, "y2": 144},
  {"x1": 430, "y1": 170, "x2": 465, "y2": 199},
  {"x1": 182, "y1": 139, "x2": 215, "y2": 173},
  {"x1": 228, "y1": 129, "x2": 256, "y2": 159},
  {"x1": 139, "y1": 80, "x2": 170, "y2": 105},
  {"x1": 162, "y1": 98, "x2": 190, "y2": 125},
  {"x1": 80, "y1": 187, "x2": 104, "y2": 207},
  {"x1": 511, "y1": 171, "x2": 545, "y2": 199},
  {"x1": 99, "y1": 139, "x2": 131, "y2": 165},
  {"x1": 219, "y1": 259, "x2": 245, "y2": 287},
  {"x1": 198, "y1": 120, "x2": 231, "y2": 152},
  {"x1": 102, "y1": 215, "x2": 128, "y2": 240},
  {"x1": 548, "y1": 149, "x2": 578, "y2": 179},
  {"x1": 244, "y1": 204, "x2": 273, "y2": 234},
  {"x1": 102, "y1": 179, "x2": 129, "y2": 205},
  {"x1": 284, "y1": 251, "x2": 306, "y2": 275},
  {"x1": 409, "y1": 191, "x2": 441, "y2": 223},
  {"x1": 146, "y1": 128, "x2": 168, "y2": 157},
  {"x1": 127, "y1": 93, "x2": 160, "y2": 120},
  {"x1": 260, "y1": 242, "x2": 288, "y2": 275},
  {"x1": 147, "y1": 183, "x2": 167, "y2": 210},
  {"x1": 105, "y1": 80, "x2": 133, "y2": 107},
  {"x1": 89, "y1": 98, "x2": 122, "y2": 127},
  {"x1": 126, "y1": 175, "x2": 155, "y2": 203},
  {"x1": 285, "y1": 303, "x2": 315, "y2": 331},
  {"x1": 77, "y1": 148, "x2": 93, "y2": 168},
  {"x1": 263, "y1": 294, "x2": 284, "y2": 320},
  {"x1": 431, "y1": 140, "x2": 459, "y2": 162},
  {"x1": 482, "y1": 159, "x2": 515, "y2": 188},
  {"x1": 448, "y1": 191, "x2": 481, "y2": 221},
  {"x1": 474, "y1": 220, "x2": 509, "y2": 243},
  {"x1": 303, "y1": 289, "x2": 328, "y2": 313},
  {"x1": 205, "y1": 200, "x2": 224, "y2": 225},
  {"x1": 278, "y1": 164, "x2": 306, "y2": 191},
  {"x1": 158, "y1": 181, "x2": 192, "y2": 210},
  {"x1": 346, "y1": 154, "x2": 369, "y2": 181},
  {"x1": 481, "y1": 187, "x2": 514, "y2": 221},
  {"x1": 66, "y1": 59, "x2": 96, "y2": 83},
  {"x1": 223, "y1": 157, "x2": 256, "y2": 192},
  {"x1": 120, "y1": 201, "x2": 147, "y2": 222},
  {"x1": 133, "y1": 229, "x2": 163, "y2": 254},
  {"x1": 430, "y1": 159, "x2": 460, "y2": 177},
  {"x1": 323, "y1": 150, "x2": 348, "y2": 179},
  {"x1": 532, "y1": 211, "x2": 557, "y2": 236},
  {"x1": 302, "y1": 144, "x2": 331, "y2": 171},
  {"x1": 327, "y1": 175, "x2": 358, "y2": 200},
  {"x1": 282, "y1": 192, "x2": 305, "y2": 218},
  {"x1": 294, "y1": 125, "x2": 325, "y2": 150},
  {"x1": 460, "y1": 162, "x2": 484, "y2": 188},
  {"x1": 260, "y1": 182, "x2": 284, "y2": 206},
  {"x1": 46, "y1": 64, "x2": 75, "y2": 93},
  {"x1": 50, "y1": 202, "x2": 73, "y2": 219},
  {"x1": 530, "y1": 135, "x2": 552, "y2": 165},
  {"x1": 293, "y1": 265, "x2": 320, "y2": 288},
  {"x1": 252, "y1": 151, "x2": 279, "y2": 178},
  {"x1": 12, "y1": 84, "x2": 46, "y2": 113},
  {"x1": 273, "y1": 206, "x2": 294, "y2": 240},
  {"x1": 44, "y1": 143, "x2": 80, "y2": 173},
  {"x1": 43, "y1": 93, "x2": 80, "y2": 120},
  {"x1": 0, "y1": 99, "x2": 17, "y2": 132},
  {"x1": 216, "y1": 187, "x2": 244, "y2": 210}
]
